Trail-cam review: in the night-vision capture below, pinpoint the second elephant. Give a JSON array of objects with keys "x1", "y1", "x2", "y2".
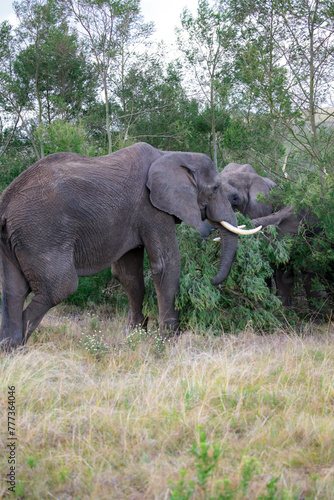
[{"x1": 199, "y1": 162, "x2": 276, "y2": 238}]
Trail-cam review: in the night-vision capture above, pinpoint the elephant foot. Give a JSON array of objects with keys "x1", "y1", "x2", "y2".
[
  {"x1": 159, "y1": 320, "x2": 180, "y2": 339},
  {"x1": 123, "y1": 315, "x2": 149, "y2": 337},
  {"x1": 0, "y1": 328, "x2": 24, "y2": 351}
]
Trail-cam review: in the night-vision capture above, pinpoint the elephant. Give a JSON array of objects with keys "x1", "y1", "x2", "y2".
[
  {"x1": 0, "y1": 142, "x2": 260, "y2": 348},
  {"x1": 199, "y1": 162, "x2": 276, "y2": 238}
]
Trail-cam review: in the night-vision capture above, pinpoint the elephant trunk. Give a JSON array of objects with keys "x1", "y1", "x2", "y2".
[{"x1": 211, "y1": 221, "x2": 238, "y2": 286}]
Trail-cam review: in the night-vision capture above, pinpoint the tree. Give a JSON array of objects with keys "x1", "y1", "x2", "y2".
[
  {"x1": 0, "y1": 21, "x2": 23, "y2": 156},
  {"x1": 228, "y1": 0, "x2": 334, "y2": 175},
  {"x1": 176, "y1": 0, "x2": 237, "y2": 167},
  {"x1": 66, "y1": 0, "x2": 148, "y2": 153},
  {"x1": 13, "y1": 0, "x2": 97, "y2": 157},
  {"x1": 109, "y1": 55, "x2": 199, "y2": 151}
]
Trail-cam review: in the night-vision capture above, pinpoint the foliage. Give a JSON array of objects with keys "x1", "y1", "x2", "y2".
[
  {"x1": 66, "y1": 268, "x2": 113, "y2": 307},
  {"x1": 38, "y1": 119, "x2": 95, "y2": 156},
  {"x1": 176, "y1": 0, "x2": 238, "y2": 166},
  {"x1": 273, "y1": 167, "x2": 334, "y2": 311},
  {"x1": 177, "y1": 218, "x2": 292, "y2": 332},
  {"x1": 141, "y1": 216, "x2": 291, "y2": 333}
]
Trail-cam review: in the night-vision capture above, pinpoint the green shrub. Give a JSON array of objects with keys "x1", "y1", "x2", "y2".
[
  {"x1": 271, "y1": 166, "x2": 334, "y2": 315},
  {"x1": 66, "y1": 268, "x2": 114, "y2": 307}
]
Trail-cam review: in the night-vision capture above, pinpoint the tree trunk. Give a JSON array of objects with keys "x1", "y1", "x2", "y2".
[{"x1": 104, "y1": 81, "x2": 112, "y2": 154}]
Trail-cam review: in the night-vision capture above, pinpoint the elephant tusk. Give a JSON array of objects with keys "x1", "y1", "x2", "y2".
[
  {"x1": 220, "y1": 221, "x2": 262, "y2": 235},
  {"x1": 213, "y1": 225, "x2": 246, "y2": 241}
]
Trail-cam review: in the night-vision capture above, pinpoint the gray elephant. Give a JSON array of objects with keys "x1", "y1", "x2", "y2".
[
  {"x1": 199, "y1": 162, "x2": 275, "y2": 237},
  {"x1": 0, "y1": 142, "x2": 260, "y2": 348}
]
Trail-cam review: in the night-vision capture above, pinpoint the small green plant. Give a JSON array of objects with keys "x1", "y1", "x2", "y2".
[
  {"x1": 191, "y1": 426, "x2": 222, "y2": 490},
  {"x1": 27, "y1": 456, "x2": 37, "y2": 468},
  {"x1": 125, "y1": 325, "x2": 148, "y2": 350},
  {"x1": 79, "y1": 331, "x2": 110, "y2": 356},
  {"x1": 125, "y1": 325, "x2": 172, "y2": 355},
  {"x1": 169, "y1": 427, "x2": 288, "y2": 499}
]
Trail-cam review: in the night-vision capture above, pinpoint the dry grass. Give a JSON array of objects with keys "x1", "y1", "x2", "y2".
[{"x1": 1, "y1": 307, "x2": 334, "y2": 499}]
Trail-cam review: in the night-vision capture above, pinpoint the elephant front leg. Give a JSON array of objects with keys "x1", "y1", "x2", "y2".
[
  {"x1": 111, "y1": 246, "x2": 148, "y2": 332},
  {"x1": 146, "y1": 240, "x2": 181, "y2": 336}
]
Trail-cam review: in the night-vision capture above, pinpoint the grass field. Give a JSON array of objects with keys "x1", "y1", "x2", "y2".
[{"x1": 1, "y1": 307, "x2": 334, "y2": 499}]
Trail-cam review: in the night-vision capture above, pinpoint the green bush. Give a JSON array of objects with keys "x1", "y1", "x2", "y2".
[{"x1": 66, "y1": 268, "x2": 113, "y2": 307}]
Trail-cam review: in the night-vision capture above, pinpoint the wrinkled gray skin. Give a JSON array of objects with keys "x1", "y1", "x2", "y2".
[
  {"x1": 252, "y1": 207, "x2": 324, "y2": 311},
  {"x1": 199, "y1": 162, "x2": 276, "y2": 238},
  {"x1": 0, "y1": 142, "x2": 238, "y2": 348}
]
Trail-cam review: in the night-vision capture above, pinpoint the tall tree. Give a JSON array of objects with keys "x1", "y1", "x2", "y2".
[
  {"x1": 275, "y1": 0, "x2": 334, "y2": 173},
  {"x1": 13, "y1": 0, "x2": 96, "y2": 157},
  {"x1": 228, "y1": 0, "x2": 334, "y2": 174},
  {"x1": 0, "y1": 21, "x2": 23, "y2": 156},
  {"x1": 110, "y1": 56, "x2": 199, "y2": 150},
  {"x1": 176, "y1": 0, "x2": 237, "y2": 167},
  {"x1": 66, "y1": 0, "x2": 147, "y2": 153},
  {"x1": 228, "y1": 0, "x2": 293, "y2": 172}
]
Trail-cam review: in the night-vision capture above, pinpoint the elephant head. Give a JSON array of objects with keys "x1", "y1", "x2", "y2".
[
  {"x1": 146, "y1": 152, "x2": 260, "y2": 285},
  {"x1": 220, "y1": 163, "x2": 276, "y2": 219},
  {"x1": 199, "y1": 162, "x2": 275, "y2": 238}
]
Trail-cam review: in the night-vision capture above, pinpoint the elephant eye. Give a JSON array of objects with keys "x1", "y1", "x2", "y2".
[
  {"x1": 232, "y1": 195, "x2": 241, "y2": 206},
  {"x1": 212, "y1": 184, "x2": 220, "y2": 194}
]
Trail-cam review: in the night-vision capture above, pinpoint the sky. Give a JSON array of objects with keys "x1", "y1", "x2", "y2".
[{"x1": 0, "y1": 0, "x2": 199, "y2": 46}]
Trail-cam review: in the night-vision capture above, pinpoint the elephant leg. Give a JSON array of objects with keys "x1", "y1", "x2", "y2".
[
  {"x1": 145, "y1": 232, "x2": 180, "y2": 336},
  {"x1": 275, "y1": 265, "x2": 295, "y2": 307},
  {"x1": 22, "y1": 259, "x2": 78, "y2": 343},
  {"x1": 111, "y1": 246, "x2": 148, "y2": 331},
  {"x1": 0, "y1": 254, "x2": 30, "y2": 348}
]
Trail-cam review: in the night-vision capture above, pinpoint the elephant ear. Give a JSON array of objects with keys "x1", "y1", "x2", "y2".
[
  {"x1": 248, "y1": 177, "x2": 276, "y2": 217},
  {"x1": 147, "y1": 153, "x2": 202, "y2": 228}
]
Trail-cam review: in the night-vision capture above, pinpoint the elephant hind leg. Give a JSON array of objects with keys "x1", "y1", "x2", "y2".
[
  {"x1": 22, "y1": 260, "x2": 78, "y2": 344},
  {"x1": 111, "y1": 246, "x2": 147, "y2": 332},
  {"x1": 0, "y1": 254, "x2": 30, "y2": 348}
]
